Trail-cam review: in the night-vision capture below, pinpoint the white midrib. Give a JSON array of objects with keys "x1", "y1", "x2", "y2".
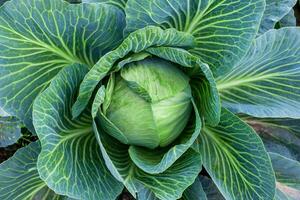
[{"x1": 216, "y1": 74, "x2": 278, "y2": 91}]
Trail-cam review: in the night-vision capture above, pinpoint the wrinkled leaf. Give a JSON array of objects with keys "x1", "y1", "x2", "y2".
[
  {"x1": 217, "y1": 28, "x2": 300, "y2": 118},
  {"x1": 33, "y1": 64, "x2": 123, "y2": 200}
]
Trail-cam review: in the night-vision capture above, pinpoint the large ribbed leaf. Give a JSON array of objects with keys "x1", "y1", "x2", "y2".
[
  {"x1": 33, "y1": 64, "x2": 123, "y2": 200},
  {"x1": 259, "y1": 0, "x2": 297, "y2": 34},
  {"x1": 243, "y1": 116, "x2": 300, "y2": 161},
  {"x1": 72, "y1": 26, "x2": 195, "y2": 118},
  {"x1": 0, "y1": 116, "x2": 21, "y2": 147},
  {"x1": 93, "y1": 120, "x2": 202, "y2": 200},
  {"x1": 125, "y1": 0, "x2": 265, "y2": 77},
  {"x1": 270, "y1": 153, "x2": 300, "y2": 200},
  {"x1": 0, "y1": 141, "x2": 67, "y2": 200},
  {"x1": 82, "y1": 0, "x2": 127, "y2": 10},
  {"x1": 0, "y1": 0, "x2": 125, "y2": 131},
  {"x1": 198, "y1": 108, "x2": 275, "y2": 200},
  {"x1": 128, "y1": 100, "x2": 201, "y2": 174},
  {"x1": 217, "y1": 28, "x2": 300, "y2": 118}
]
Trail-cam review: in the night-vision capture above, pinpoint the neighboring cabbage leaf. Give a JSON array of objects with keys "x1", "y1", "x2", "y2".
[
  {"x1": 196, "y1": 108, "x2": 275, "y2": 200},
  {"x1": 125, "y1": 0, "x2": 265, "y2": 77},
  {"x1": 0, "y1": 0, "x2": 126, "y2": 132}
]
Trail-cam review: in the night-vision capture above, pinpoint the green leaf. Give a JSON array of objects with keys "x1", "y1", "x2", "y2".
[
  {"x1": 33, "y1": 64, "x2": 123, "y2": 200},
  {"x1": 125, "y1": 0, "x2": 265, "y2": 77},
  {"x1": 0, "y1": 0, "x2": 125, "y2": 131},
  {"x1": 200, "y1": 176, "x2": 225, "y2": 200},
  {"x1": 93, "y1": 120, "x2": 202, "y2": 200},
  {"x1": 198, "y1": 108, "x2": 276, "y2": 200},
  {"x1": 217, "y1": 28, "x2": 300, "y2": 118},
  {"x1": 82, "y1": 0, "x2": 127, "y2": 10},
  {"x1": 259, "y1": 0, "x2": 297, "y2": 34},
  {"x1": 270, "y1": 153, "x2": 300, "y2": 200},
  {"x1": 128, "y1": 99, "x2": 201, "y2": 174},
  {"x1": 276, "y1": 10, "x2": 297, "y2": 28},
  {"x1": 0, "y1": 116, "x2": 21, "y2": 147},
  {"x1": 146, "y1": 47, "x2": 220, "y2": 126},
  {"x1": 72, "y1": 26, "x2": 195, "y2": 118},
  {"x1": 0, "y1": 141, "x2": 67, "y2": 200},
  {"x1": 182, "y1": 177, "x2": 207, "y2": 200},
  {"x1": 242, "y1": 116, "x2": 300, "y2": 161}
]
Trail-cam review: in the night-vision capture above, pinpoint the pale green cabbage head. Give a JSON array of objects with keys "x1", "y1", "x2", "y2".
[{"x1": 103, "y1": 57, "x2": 192, "y2": 149}]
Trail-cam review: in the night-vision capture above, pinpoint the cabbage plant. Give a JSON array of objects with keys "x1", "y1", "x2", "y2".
[{"x1": 0, "y1": 0, "x2": 300, "y2": 199}]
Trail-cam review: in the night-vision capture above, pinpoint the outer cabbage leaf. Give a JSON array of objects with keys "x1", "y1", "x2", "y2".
[
  {"x1": 125, "y1": 0, "x2": 265, "y2": 77},
  {"x1": 197, "y1": 108, "x2": 276, "y2": 200},
  {"x1": 93, "y1": 120, "x2": 202, "y2": 200},
  {"x1": 33, "y1": 64, "x2": 123, "y2": 200},
  {"x1": 269, "y1": 153, "x2": 300, "y2": 200},
  {"x1": 0, "y1": 141, "x2": 68, "y2": 200},
  {"x1": 0, "y1": 0, "x2": 125, "y2": 131},
  {"x1": 259, "y1": 0, "x2": 297, "y2": 34},
  {"x1": 217, "y1": 28, "x2": 300, "y2": 118}
]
